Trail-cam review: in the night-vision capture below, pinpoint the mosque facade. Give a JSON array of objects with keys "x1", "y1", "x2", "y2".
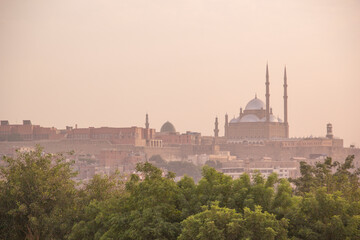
[{"x1": 221, "y1": 65, "x2": 289, "y2": 140}]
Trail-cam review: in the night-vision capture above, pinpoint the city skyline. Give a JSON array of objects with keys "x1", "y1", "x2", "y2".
[{"x1": 0, "y1": 0, "x2": 359, "y2": 146}]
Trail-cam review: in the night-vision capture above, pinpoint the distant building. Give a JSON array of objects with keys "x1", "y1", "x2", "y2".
[
  {"x1": 67, "y1": 126, "x2": 154, "y2": 146},
  {"x1": 223, "y1": 65, "x2": 289, "y2": 140},
  {"x1": 0, "y1": 120, "x2": 62, "y2": 141},
  {"x1": 155, "y1": 121, "x2": 201, "y2": 146},
  {"x1": 221, "y1": 159, "x2": 298, "y2": 179},
  {"x1": 1, "y1": 63, "x2": 359, "y2": 179},
  {"x1": 66, "y1": 115, "x2": 157, "y2": 147},
  {"x1": 98, "y1": 149, "x2": 145, "y2": 172}
]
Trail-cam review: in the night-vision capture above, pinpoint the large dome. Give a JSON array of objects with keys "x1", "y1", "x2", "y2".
[
  {"x1": 260, "y1": 115, "x2": 279, "y2": 122},
  {"x1": 160, "y1": 121, "x2": 176, "y2": 133},
  {"x1": 230, "y1": 117, "x2": 240, "y2": 123},
  {"x1": 245, "y1": 97, "x2": 265, "y2": 110},
  {"x1": 240, "y1": 114, "x2": 260, "y2": 122}
]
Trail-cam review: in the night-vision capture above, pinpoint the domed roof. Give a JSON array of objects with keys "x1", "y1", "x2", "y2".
[
  {"x1": 260, "y1": 115, "x2": 279, "y2": 122},
  {"x1": 245, "y1": 96, "x2": 265, "y2": 110},
  {"x1": 270, "y1": 115, "x2": 278, "y2": 122},
  {"x1": 160, "y1": 121, "x2": 176, "y2": 133},
  {"x1": 240, "y1": 114, "x2": 260, "y2": 122},
  {"x1": 230, "y1": 117, "x2": 240, "y2": 123}
]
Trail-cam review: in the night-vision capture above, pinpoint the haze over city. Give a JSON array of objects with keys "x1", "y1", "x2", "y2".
[
  {"x1": 2, "y1": 1, "x2": 360, "y2": 239},
  {"x1": 0, "y1": 0, "x2": 359, "y2": 146}
]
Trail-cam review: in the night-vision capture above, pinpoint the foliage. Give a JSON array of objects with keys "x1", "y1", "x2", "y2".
[
  {"x1": 242, "y1": 206, "x2": 288, "y2": 240},
  {"x1": 287, "y1": 155, "x2": 360, "y2": 239},
  {"x1": 197, "y1": 166, "x2": 233, "y2": 207},
  {"x1": 177, "y1": 175, "x2": 201, "y2": 219},
  {"x1": 287, "y1": 188, "x2": 360, "y2": 239},
  {"x1": 97, "y1": 162, "x2": 183, "y2": 240},
  {"x1": 205, "y1": 160, "x2": 222, "y2": 169},
  {"x1": 68, "y1": 174, "x2": 124, "y2": 240},
  {"x1": 167, "y1": 161, "x2": 202, "y2": 182},
  {"x1": 290, "y1": 155, "x2": 360, "y2": 201},
  {"x1": 150, "y1": 154, "x2": 202, "y2": 182},
  {"x1": 178, "y1": 202, "x2": 288, "y2": 240},
  {"x1": 272, "y1": 178, "x2": 299, "y2": 218},
  {"x1": 178, "y1": 202, "x2": 244, "y2": 240},
  {"x1": 0, "y1": 146, "x2": 77, "y2": 240},
  {"x1": 1, "y1": 149, "x2": 359, "y2": 240}
]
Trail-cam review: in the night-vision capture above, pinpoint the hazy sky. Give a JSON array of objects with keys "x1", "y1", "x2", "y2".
[{"x1": 1, "y1": 0, "x2": 359, "y2": 146}]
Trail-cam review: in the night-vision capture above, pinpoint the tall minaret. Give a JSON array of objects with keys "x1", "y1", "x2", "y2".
[
  {"x1": 224, "y1": 114, "x2": 228, "y2": 137},
  {"x1": 214, "y1": 117, "x2": 219, "y2": 137},
  {"x1": 283, "y1": 66, "x2": 289, "y2": 138},
  {"x1": 145, "y1": 113, "x2": 149, "y2": 129},
  {"x1": 145, "y1": 113, "x2": 150, "y2": 142},
  {"x1": 265, "y1": 63, "x2": 270, "y2": 122}
]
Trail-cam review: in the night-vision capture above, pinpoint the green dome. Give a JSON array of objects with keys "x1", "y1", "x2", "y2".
[{"x1": 160, "y1": 121, "x2": 176, "y2": 133}]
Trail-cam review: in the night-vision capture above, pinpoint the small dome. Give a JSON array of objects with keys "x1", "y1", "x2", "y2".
[
  {"x1": 240, "y1": 114, "x2": 260, "y2": 122},
  {"x1": 270, "y1": 115, "x2": 278, "y2": 122},
  {"x1": 260, "y1": 115, "x2": 279, "y2": 122},
  {"x1": 160, "y1": 121, "x2": 176, "y2": 133},
  {"x1": 245, "y1": 97, "x2": 266, "y2": 110},
  {"x1": 230, "y1": 117, "x2": 240, "y2": 123}
]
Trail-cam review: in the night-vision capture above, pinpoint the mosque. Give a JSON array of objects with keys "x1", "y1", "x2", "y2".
[{"x1": 218, "y1": 65, "x2": 289, "y2": 140}]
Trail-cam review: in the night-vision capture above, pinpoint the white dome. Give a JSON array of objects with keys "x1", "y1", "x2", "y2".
[
  {"x1": 245, "y1": 97, "x2": 265, "y2": 110},
  {"x1": 260, "y1": 115, "x2": 279, "y2": 122},
  {"x1": 230, "y1": 117, "x2": 240, "y2": 123},
  {"x1": 240, "y1": 114, "x2": 260, "y2": 122},
  {"x1": 270, "y1": 115, "x2": 278, "y2": 122}
]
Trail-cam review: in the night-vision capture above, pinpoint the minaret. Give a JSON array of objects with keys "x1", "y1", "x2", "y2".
[
  {"x1": 283, "y1": 66, "x2": 289, "y2": 138},
  {"x1": 224, "y1": 114, "x2": 228, "y2": 137},
  {"x1": 214, "y1": 117, "x2": 219, "y2": 137},
  {"x1": 145, "y1": 113, "x2": 149, "y2": 129},
  {"x1": 145, "y1": 113, "x2": 150, "y2": 142},
  {"x1": 265, "y1": 64, "x2": 270, "y2": 122},
  {"x1": 326, "y1": 123, "x2": 333, "y2": 139}
]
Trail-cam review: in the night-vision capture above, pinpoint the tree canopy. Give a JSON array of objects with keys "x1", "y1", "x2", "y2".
[
  {"x1": 1, "y1": 148, "x2": 360, "y2": 240},
  {"x1": 0, "y1": 146, "x2": 77, "y2": 240}
]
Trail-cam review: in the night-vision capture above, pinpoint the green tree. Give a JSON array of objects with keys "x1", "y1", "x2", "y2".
[
  {"x1": 0, "y1": 146, "x2": 77, "y2": 240},
  {"x1": 229, "y1": 173, "x2": 251, "y2": 212},
  {"x1": 332, "y1": 155, "x2": 360, "y2": 201},
  {"x1": 243, "y1": 206, "x2": 288, "y2": 240},
  {"x1": 150, "y1": 155, "x2": 202, "y2": 182},
  {"x1": 272, "y1": 178, "x2": 299, "y2": 218},
  {"x1": 68, "y1": 174, "x2": 124, "y2": 240},
  {"x1": 291, "y1": 155, "x2": 360, "y2": 201},
  {"x1": 81, "y1": 173, "x2": 123, "y2": 202},
  {"x1": 100, "y1": 162, "x2": 183, "y2": 240},
  {"x1": 177, "y1": 175, "x2": 201, "y2": 219},
  {"x1": 288, "y1": 187, "x2": 360, "y2": 240},
  {"x1": 205, "y1": 160, "x2": 222, "y2": 170},
  {"x1": 178, "y1": 202, "x2": 244, "y2": 240},
  {"x1": 197, "y1": 166, "x2": 233, "y2": 207},
  {"x1": 178, "y1": 202, "x2": 288, "y2": 240},
  {"x1": 167, "y1": 161, "x2": 202, "y2": 182},
  {"x1": 290, "y1": 161, "x2": 317, "y2": 195},
  {"x1": 242, "y1": 172, "x2": 277, "y2": 212}
]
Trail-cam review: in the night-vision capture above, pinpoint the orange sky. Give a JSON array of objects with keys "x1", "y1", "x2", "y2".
[{"x1": 0, "y1": 0, "x2": 359, "y2": 146}]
